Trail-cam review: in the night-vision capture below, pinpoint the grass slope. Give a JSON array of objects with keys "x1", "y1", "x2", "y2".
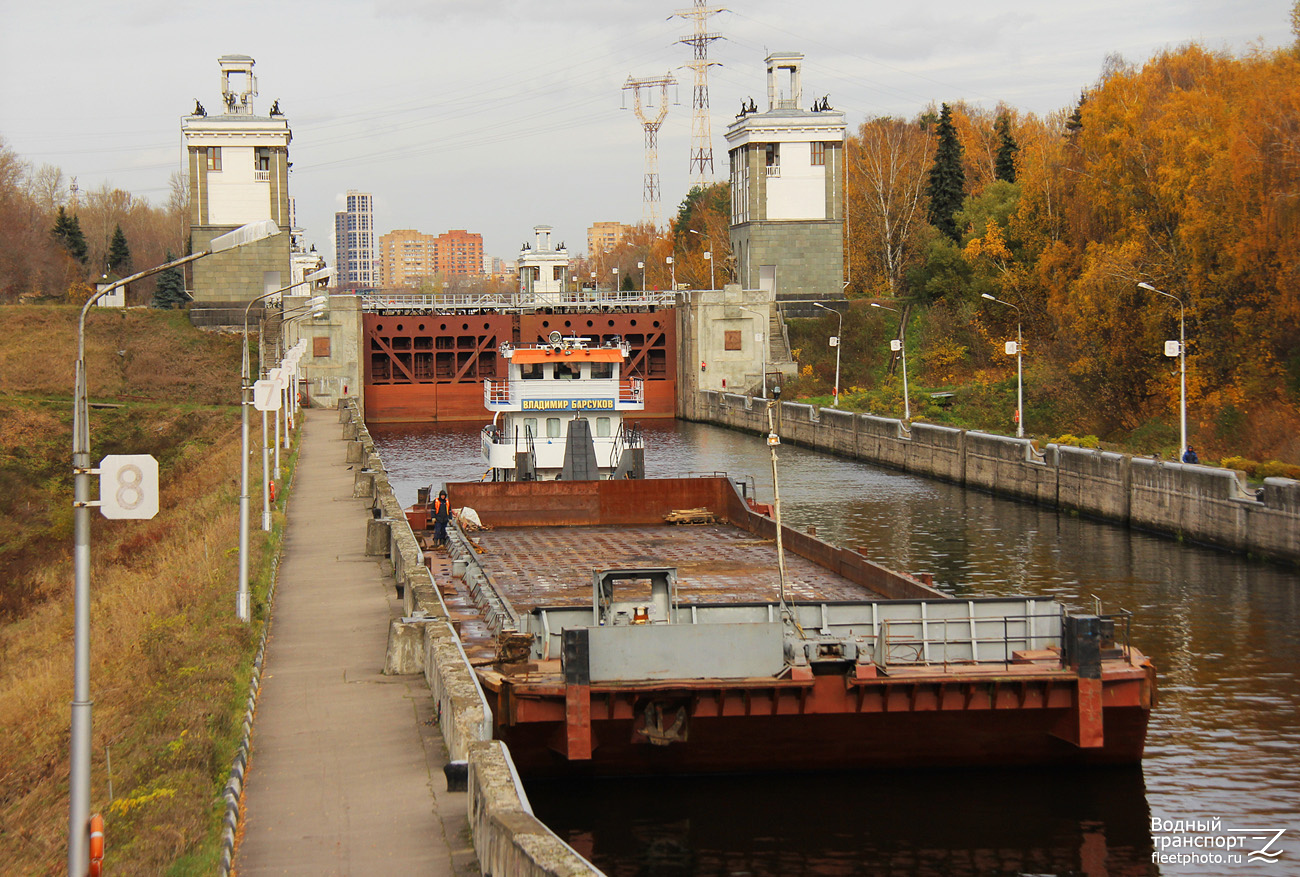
[{"x1": 0, "y1": 305, "x2": 284, "y2": 874}]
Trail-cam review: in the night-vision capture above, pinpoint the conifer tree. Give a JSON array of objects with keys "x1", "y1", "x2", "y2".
[
  {"x1": 151, "y1": 250, "x2": 188, "y2": 309},
  {"x1": 51, "y1": 207, "x2": 89, "y2": 263},
  {"x1": 107, "y1": 223, "x2": 132, "y2": 274},
  {"x1": 1065, "y1": 91, "x2": 1087, "y2": 138},
  {"x1": 66, "y1": 212, "x2": 88, "y2": 263},
  {"x1": 994, "y1": 114, "x2": 1018, "y2": 183},
  {"x1": 925, "y1": 104, "x2": 965, "y2": 242}
]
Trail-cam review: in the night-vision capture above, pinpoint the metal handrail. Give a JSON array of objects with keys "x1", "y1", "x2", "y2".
[
  {"x1": 361, "y1": 289, "x2": 677, "y2": 313},
  {"x1": 877, "y1": 611, "x2": 1064, "y2": 670}
]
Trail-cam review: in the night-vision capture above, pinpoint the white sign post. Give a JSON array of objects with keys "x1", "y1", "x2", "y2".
[{"x1": 98, "y1": 454, "x2": 159, "y2": 520}]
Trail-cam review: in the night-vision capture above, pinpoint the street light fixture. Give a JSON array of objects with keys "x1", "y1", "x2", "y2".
[
  {"x1": 1138, "y1": 281, "x2": 1188, "y2": 457},
  {"x1": 870, "y1": 302, "x2": 910, "y2": 420},
  {"x1": 980, "y1": 293, "x2": 1023, "y2": 438},
  {"x1": 239, "y1": 276, "x2": 323, "y2": 620},
  {"x1": 739, "y1": 305, "x2": 768, "y2": 399},
  {"x1": 688, "y1": 229, "x2": 715, "y2": 290},
  {"x1": 813, "y1": 302, "x2": 843, "y2": 408},
  {"x1": 68, "y1": 219, "x2": 277, "y2": 876}
]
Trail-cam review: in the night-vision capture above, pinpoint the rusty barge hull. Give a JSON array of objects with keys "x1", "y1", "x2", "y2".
[
  {"x1": 490, "y1": 677, "x2": 1152, "y2": 778},
  {"x1": 425, "y1": 478, "x2": 1156, "y2": 778},
  {"x1": 364, "y1": 310, "x2": 676, "y2": 423}
]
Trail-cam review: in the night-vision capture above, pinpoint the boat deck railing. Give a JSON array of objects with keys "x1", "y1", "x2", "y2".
[
  {"x1": 482, "y1": 377, "x2": 644, "y2": 408},
  {"x1": 523, "y1": 597, "x2": 1072, "y2": 668}
]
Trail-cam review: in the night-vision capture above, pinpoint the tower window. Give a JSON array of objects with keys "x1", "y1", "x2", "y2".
[
  {"x1": 811, "y1": 142, "x2": 826, "y2": 166},
  {"x1": 206, "y1": 147, "x2": 222, "y2": 171},
  {"x1": 256, "y1": 147, "x2": 272, "y2": 171}
]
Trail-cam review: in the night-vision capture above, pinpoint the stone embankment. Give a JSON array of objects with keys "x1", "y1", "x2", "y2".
[
  {"x1": 683, "y1": 391, "x2": 1300, "y2": 564},
  {"x1": 342, "y1": 401, "x2": 602, "y2": 877}
]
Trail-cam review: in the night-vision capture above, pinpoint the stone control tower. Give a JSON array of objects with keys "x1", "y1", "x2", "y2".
[
  {"x1": 182, "y1": 54, "x2": 292, "y2": 314},
  {"x1": 725, "y1": 52, "x2": 846, "y2": 301}
]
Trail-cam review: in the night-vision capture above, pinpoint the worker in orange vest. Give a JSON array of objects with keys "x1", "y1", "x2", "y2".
[{"x1": 432, "y1": 490, "x2": 452, "y2": 547}]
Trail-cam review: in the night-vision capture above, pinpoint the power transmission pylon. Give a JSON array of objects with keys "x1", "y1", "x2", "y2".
[
  {"x1": 623, "y1": 73, "x2": 677, "y2": 227},
  {"x1": 674, "y1": 1, "x2": 726, "y2": 185}
]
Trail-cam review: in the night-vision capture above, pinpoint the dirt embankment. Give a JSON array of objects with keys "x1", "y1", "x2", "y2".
[{"x1": 0, "y1": 305, "x2": 278, "y2": 873}]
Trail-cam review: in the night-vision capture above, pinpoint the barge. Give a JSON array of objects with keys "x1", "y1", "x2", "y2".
[{"x1": 404, "y1": 344, "x2": 1157, "y2": 778}]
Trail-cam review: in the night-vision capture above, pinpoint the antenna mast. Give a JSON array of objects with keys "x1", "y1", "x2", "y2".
[
  {"x1": 674, "y1": 1, "x2": 726, "y2": 185},
  {"x1": 623, "y1": 73, "x2": 677, "y2": 227}
]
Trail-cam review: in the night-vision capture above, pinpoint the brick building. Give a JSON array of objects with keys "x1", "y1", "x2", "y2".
[
  {"x1": 587, "y1": 221, "x2": 631, "y2": 257},
  {"x1": 378, "y1": 228, "x2": 484, "y2": 287},
  {"x1": 379, "y1": 229, "x2": 438, "y2": 287}
]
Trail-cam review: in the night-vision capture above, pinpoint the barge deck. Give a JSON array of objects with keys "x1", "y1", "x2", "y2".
[{"x1": 413, "y1": 477, "x2": 1155, "y2": 777}]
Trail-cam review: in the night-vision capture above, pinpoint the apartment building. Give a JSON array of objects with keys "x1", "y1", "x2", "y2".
[
  {"x1": 334, "y1": 190, "x2": 378, "y2": 287},
  {"x1": 587, "y1": 221, "x2": 631, "y2": 257},
  {"x1": 378, "y1": 227, "x2": 485, "y2": 287}
]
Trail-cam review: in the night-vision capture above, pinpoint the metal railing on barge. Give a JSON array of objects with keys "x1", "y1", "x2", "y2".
[{"x1": 521, "y1": 597, "x2": 1137, "y2": 673}]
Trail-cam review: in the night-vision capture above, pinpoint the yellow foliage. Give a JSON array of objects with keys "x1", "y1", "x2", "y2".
[
  {"x1": 963, "y1": 221, "x2": 1012, "y2": 263},
  {"x1": 107, "y1": 787, "x2": 176, "y2": 818}
]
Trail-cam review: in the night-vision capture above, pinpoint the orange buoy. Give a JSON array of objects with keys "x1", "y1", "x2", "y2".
[
  {"x1": 88, "y1": 812, "x2": 104, "y2": 876},
  {"x1": 270, "y1": 480, "x2": 277, "y2": 502}
]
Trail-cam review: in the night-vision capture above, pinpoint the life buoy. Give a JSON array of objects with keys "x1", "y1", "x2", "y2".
[
  {"x1": 88, "y1": 813, "x2": 104, "y2": 876},
  {"x1": 270, "y1": 481, "x2": 277, "y2": 502}
]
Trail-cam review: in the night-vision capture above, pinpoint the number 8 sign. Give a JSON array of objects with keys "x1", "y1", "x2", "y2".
[{"x1": 99, "y1": 454, "x2": 159, "y2": 520}]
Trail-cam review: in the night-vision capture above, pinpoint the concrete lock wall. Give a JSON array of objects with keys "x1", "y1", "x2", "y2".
[
  {"x1": 338, "y1": 400, "x2": 603, "y2": 877},
  {"x1": 682, "y1": 390, "x2": 1300, "y2": 564}
]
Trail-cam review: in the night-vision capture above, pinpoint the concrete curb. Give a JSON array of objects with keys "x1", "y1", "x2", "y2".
[
  {"x1": 685, "y1": 390, "x2": 1300, "y2": 563},
  {"x1": 343, "y1": 400, "x2": 605, "y2": 877}
]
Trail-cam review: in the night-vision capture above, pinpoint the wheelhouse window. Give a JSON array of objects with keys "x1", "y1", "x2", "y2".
[
  {"x1": 555, "y1": 361, "x2": 579, "y2": 380},
  {"x1": 520, "y1": 362, "x2": 542, "y2": 380},
  {"x1": 591, "y1": 361, "x2": 613, "y2": 379}
]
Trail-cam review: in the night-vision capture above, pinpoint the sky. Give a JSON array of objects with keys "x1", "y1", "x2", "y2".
[{"x1": 1, "y1": 1, "x2": 1293, "y2": 264}]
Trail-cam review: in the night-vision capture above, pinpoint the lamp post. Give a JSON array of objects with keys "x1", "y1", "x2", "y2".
[
  {"x1": 276, "y1": 299, "x2": 326, "y2": 465},
  {"x1": 870, "y1": 302, "x2": 910, "y2": 420},
  {"x1": 739, "y1": 305, "x2": 768, "y2": 399},
  {"x1": 813, "y1": 302, "x2": 843, "y2": 408},
  {"x1": 638, "y1": 261, "x2": 645, "y2": 293},
  {"x1": 256, "y1": 269, "x2": 333, "y2": 516},
  {"x1": 980, "y1": 293, "x2": 1023, "y2": 437},
  {"x1": 688, "y1": 228, "x2": 715, "y2": 290},
  {"x1": 69, "y1": 220, "x2": 276, "y2": 876},
  {"x1": 1138, "y1": 281, "x2": 1187, "y2": 457},
  {"x1": 666, "y1": 255, "x2": 675, "y2": 291},
  {"x1": 612, "y1": 267, "x2": 619, "y2": 296}
]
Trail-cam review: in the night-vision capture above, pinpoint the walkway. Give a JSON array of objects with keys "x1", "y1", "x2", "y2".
[{"x1": 234, "y1": 409, "x2": 474, "y2": 876}]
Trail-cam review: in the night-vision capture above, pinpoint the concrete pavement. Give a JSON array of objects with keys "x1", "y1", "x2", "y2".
[{"x1": 234, "y1": 409, "x2": 474, "y2": 876}]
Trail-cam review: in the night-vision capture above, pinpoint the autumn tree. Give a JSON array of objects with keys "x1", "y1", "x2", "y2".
[
  {"x1": 671, "y1": 183, "x2": 731, "y2": 290},
  {"x1": 926, "y1": 104, "x2": 966, "y2": 242},
  {"x1": 846, "y1": 117, "x2": 929, "y2": 298}
]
